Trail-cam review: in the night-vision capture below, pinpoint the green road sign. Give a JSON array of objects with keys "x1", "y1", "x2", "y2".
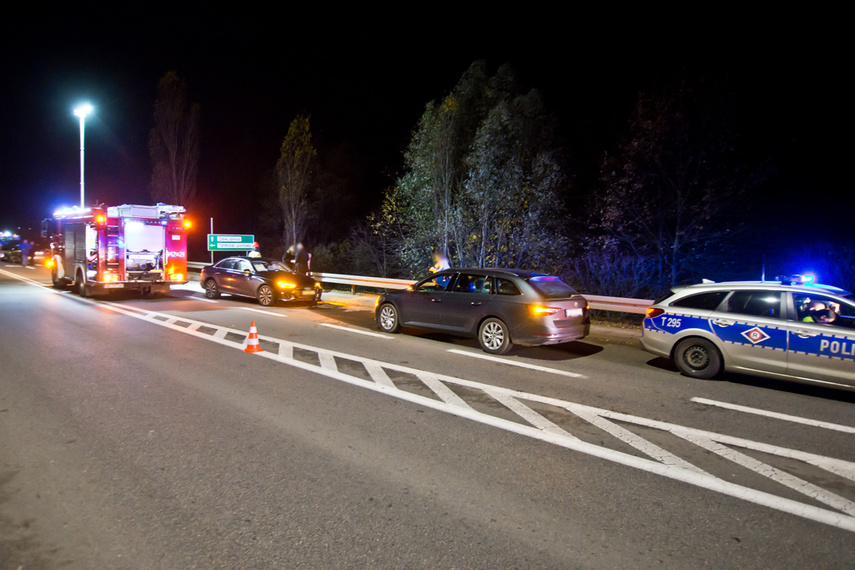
[{"x1": 207, "y1": 234, "x2": 255, "y2": 251}]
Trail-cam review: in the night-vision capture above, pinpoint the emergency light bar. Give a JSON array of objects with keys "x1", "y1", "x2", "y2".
[{"x1": 777, "y1": 274, "x2": 816, "y2": 286}]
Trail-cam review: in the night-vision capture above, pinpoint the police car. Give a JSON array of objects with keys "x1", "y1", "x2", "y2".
[{"x1": 641, "y1": 276, "x2": 855, "y2": 388}]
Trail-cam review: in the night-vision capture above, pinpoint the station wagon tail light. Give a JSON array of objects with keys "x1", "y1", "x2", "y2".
[
  {"x1": 646, "y1": 307, "x2": 665, "y2": 319},
  {"x1": 529, "y1": 305, "x2": 560, "y2": 317},
  {"x1": 277, "y1": 281, "x2": 296, "y2": 289}
]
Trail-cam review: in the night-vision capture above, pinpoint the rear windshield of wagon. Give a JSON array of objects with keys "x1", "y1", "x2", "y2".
[{"x1": 528, "y1": 276, "x2": 578, "y2": 299}]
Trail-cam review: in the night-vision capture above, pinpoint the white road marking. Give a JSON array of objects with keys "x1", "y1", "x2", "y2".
[
  {"x1": 447, "y1": 349, "x2": 585, "y2": 378},
  {"x1": 185, "y1": 295, "x2": 219, "y2": 304},
  {"x1": 565, "y1": 403, "x2": 708, "y2": 476},
  {"x1": 278, "y1": 342, "x2": 293, "y2": 359},
  {"x1": 6, "y1": 267, "x2": 855, "y2": 533},
  {"x1": 319, "y1": 323, "x2": 391, "y2": 339},
  {"x1": 418, "y1": 372, "x2": 474, "y2": 410},
  {"x1": 691, "y1": 397, "x2": 855, "y2": 434},
  {"x1": 673, "y1": 428, "x2": 855, "y2": 517},
  {"x1": 318, "y1": 351, "x2": 338, "y2": 372},
  {"x1": 240, "y1": 306, "x2": 287, "y2": 317},
  {"x1": 362, "y1": 360, "x2": 397, "y2": 389},
  {"x1": 484, "y1": 388, "x2": 579, "y2": 440}
]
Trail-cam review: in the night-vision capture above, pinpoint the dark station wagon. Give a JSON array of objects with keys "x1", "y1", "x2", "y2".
[{"x1": 375, "y1": 268, "x2": 590, "y2": 354}]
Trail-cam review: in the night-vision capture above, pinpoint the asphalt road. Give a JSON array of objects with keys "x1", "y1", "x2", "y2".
[{"x1": 2, "y1": 264, "x2": 854, "y2": 568}]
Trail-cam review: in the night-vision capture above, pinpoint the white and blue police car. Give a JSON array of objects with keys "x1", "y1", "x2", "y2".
[{"x1": 641, "y1": 276, "x2": 855, "y2": 388}]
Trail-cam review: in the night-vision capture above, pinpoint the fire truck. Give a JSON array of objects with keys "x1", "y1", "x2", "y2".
[{"x1": 43, "y1": 203, "x2": 190, "y2": 297}]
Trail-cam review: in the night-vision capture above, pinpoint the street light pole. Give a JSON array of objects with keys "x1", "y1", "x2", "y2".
[{"x1": 73, "y1": 103, "x2": 93, "y2": 208}]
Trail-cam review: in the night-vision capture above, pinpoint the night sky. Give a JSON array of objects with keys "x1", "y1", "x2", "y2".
[{"x1": 1, "y1": 8, "x2": 850, "y2": 259}]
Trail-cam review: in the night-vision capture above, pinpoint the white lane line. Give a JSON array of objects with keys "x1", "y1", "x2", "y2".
[
  {"x1": 363, "y1": 360, "x2": 397, "y2": 389},
  {"x1": 447, "y1": 349, "x2": 585, "y2": 378},
  {"x1": 485, "y1": 388, "x2": 579, "y2": 440},
  {"x1": 240, "y1": 306, "x2": 287, "y2": 317},
  {"x1": 418, "y1": 372, "x2": 474, "y2": 410},
  {"x1": 673, "y1": 428, "x2": 855, "y2": 517},
  {"x1": 691, "y1": 397, "x2": 855, "y2": 435},
  {"x1": 25, "y1": 266, "x2": 35, "y2": 270},
  {"x1": 565, "y1": 403, "x2": 709, "y2": 476},
  {"x1": 319, "y1": 323, "x2": 391, "y2": 339}
]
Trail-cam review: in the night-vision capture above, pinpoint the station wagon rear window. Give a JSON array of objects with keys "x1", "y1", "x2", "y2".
[{"x1": 528, "y1": 276, "x2": 577, "y2": 299}]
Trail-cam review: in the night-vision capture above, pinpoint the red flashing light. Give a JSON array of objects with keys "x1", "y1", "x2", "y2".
[{"x1": 183, "y1": 219, "x2": 192, "y2": 229}]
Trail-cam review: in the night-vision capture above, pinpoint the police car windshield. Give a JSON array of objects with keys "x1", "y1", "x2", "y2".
[{"x1": 528, "y1": 276, "x2": 577, "y2": 299}]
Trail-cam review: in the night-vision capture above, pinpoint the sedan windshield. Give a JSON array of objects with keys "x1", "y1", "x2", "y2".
[
  {"x1": 252, "y1": 260, "x2": 291, "y2": 272},
  {"x1": 528, "y1": 275, "x2": 577, "y2": 299}
]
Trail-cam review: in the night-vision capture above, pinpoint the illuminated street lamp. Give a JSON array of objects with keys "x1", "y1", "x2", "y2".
[{"x1": 73, "y1": 103, "x2": 94, "y2": 208}]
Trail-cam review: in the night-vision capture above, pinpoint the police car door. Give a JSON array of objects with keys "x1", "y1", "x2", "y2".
[
  {"x1": 786, "y1": 292, "x2": 855, "y2": 386},
  {"x1": 711, "y1": 290, "x2": 788, "y2": 375}
]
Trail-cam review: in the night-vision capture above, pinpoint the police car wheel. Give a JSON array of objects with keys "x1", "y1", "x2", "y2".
[{"x1": 674, "y1": 338, "x2": 722, "y2": 379}]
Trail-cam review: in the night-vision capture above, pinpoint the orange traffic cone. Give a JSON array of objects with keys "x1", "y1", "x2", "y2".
[{"x1": 244, "y1": 321, "x2": 264, "y2": 353}]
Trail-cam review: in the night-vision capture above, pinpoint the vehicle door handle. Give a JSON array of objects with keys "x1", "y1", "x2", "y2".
[
  {"x1": 712, "y1": 319, "x2": 734, "y2": 327},
  {"x1": 793, "y1": 329, "x2": 820, "y2": 338},
  {"x1": 470, "y1": 302, "x2": 482, "y2": 306}
]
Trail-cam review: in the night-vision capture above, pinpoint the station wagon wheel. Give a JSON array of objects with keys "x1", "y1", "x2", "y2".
[
  {"x1": 378, "y1": 303, "x2": 400, "y2": 333},
  {"x1": 479, "y1": 318, "x2": 512, "y2": 354},
  {"x1": 673, "y1": 338, "x2": 722, "y2": 379},
  {"x1": 204, "y1": 279, "x2": 220, "y2": 299},
  {"x1": 257, "y1": 284, "x2": 274, "y2": 306}
]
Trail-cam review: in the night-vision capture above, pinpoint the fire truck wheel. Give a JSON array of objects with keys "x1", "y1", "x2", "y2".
[
  {"x1": 75, "y1": 271, "x2": 89, "y2": 298},
  {"x1": 204, "y1": 279, "x2": 220, "y2": 299},
  {"x1": 257, "y1": 284, "x2": 274, "y2": 306}
]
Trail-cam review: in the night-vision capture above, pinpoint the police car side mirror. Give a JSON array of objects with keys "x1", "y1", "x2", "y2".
[{"x1": 243, "y1": 269, "x2": 252, "y2": 275}]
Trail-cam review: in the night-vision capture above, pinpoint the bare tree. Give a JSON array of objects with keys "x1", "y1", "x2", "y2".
[
  {"x1": 276, "y1": 115, "x2": 317, "y2": 247},
  {"x1": 149, "y1": 71, "x2": 200, "y2": 206}
]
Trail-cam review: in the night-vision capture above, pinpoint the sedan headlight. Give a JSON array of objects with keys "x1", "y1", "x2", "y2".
[{"x1": 277, "y1": 281, "x2": 296, "y2": 289}]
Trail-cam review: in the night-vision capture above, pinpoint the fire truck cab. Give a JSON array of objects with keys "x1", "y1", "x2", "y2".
[{"x1": 44, "y1": 203, "x2": 190, "y2": 297}]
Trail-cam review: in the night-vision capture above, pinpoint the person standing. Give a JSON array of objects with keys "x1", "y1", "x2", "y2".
[
  {"x1": 294, "y1": 242, "x2": 310, "y2": 275},
  {"x1": 19, "y1": 239, "x2": 33, "y2": 267}
]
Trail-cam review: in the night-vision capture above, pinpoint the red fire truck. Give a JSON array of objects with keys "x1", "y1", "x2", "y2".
[{"x1": 43, "y1": 203, "x2": 190, "y2": 297}]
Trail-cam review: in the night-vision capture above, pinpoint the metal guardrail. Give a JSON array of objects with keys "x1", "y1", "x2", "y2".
[{"x1": 187, "y1": 262, "x2": 653, "y2": 314}]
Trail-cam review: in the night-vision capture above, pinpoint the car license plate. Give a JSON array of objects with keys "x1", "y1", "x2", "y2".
[
  {"x1": 103, "y1": 283, "x2": 124, "y2": 289},
  {"x1": 565, "y1": 308, "x2": 582, "y2": 317}
]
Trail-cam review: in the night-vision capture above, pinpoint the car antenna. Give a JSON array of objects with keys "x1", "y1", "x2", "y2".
[{"x1": 761, "y1": 253, "x2": 766, "y2": 283}]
